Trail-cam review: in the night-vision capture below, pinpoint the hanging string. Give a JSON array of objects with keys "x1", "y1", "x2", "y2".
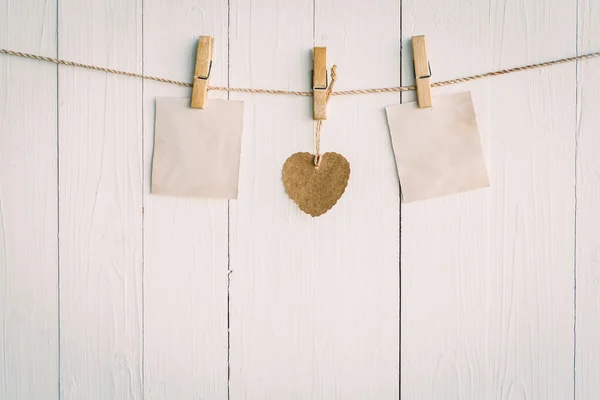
[
  {"x1": 2, "y1": 48, "x2": 600, "y2": 97},
  {"x1": 314, "y1": 65, "x2": 338, "y2": 167}
]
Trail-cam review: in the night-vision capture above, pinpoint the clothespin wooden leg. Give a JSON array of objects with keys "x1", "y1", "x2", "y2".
[
  {"x1": 313, "y1": 47, "x2": 328, "y2": 120},
  {"x1": 412, "y1": 35, "x2": 432, "y2": 108},
  {"x1": 191, "y1": 36, "x2": 214, "y2": 109}
]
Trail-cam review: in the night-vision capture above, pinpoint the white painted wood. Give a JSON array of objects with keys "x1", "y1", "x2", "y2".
[
  {"x1": 0, "y1": 0, "x2": 58, "y2": 398},
  {"x1": 57, "y1": 0, "x2": 143, "y2": 398},
  {"x1": 401, "y1": 0, "x2": 576, "y2": 398},
  {"x1": 4, "y1": 0, "x2": 600, "y2": 398},
  {"x1": 227, "y1": 2, "x2": 315, "y2": 394},
  {"x1": 142, "y1": 0, "x2": 229, "y2": 399},
  {"x1": 576, "y1": 1, "x2": 600, "y2": 398},
  {"x1": 228, "y1": 0, "x2": 400, "y2": 397}
]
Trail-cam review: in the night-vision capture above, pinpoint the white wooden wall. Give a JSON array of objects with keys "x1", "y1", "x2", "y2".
[{"x1": 0, "y1": 0, "x2": 598, "y2": 398}]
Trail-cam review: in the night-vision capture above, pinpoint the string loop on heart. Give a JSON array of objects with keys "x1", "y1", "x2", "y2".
[{"x1": 314, "y1": 65, "x2": 338, "y2": 167}]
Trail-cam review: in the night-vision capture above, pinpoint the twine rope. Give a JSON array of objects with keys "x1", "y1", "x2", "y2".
[
  {"x1": 1, "y1": 48, "x2": 599, "y2": 97},
  {"x1": 314, "y1": 65, "x2": 338, "y2": 167}
]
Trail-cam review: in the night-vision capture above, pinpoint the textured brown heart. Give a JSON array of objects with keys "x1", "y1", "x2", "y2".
[{"x1": 282, "y1": 152, "x2": 351, "y2": 217}]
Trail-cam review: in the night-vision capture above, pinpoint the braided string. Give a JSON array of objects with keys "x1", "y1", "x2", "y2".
[{"x1": 2, "y1": 48, "x2": 599, "y2": 97}]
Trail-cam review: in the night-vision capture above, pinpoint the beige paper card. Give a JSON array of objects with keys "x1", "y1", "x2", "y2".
[
  {"x1": 152, "y1": 97, "x2": 244, "y2": 199},
  {"x1": 386, "y1": 91, "x2": 489, "y2": 202}
]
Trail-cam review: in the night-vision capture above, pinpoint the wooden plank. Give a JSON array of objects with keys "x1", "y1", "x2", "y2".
[
  {"x1": 313, "y1": 2, "x2": 401, "y2": 396},
  {"x1": 576, "y1": 0, "x2": 600, "y2": 397},
  {"x1": 0, "y1": 0, "x2": 58, "y2": 398},
  {"x1": 142, "y1": 1, "x2": 229, "y2": 399},
  {"x1": 411, "y1": 35, "x2": 432, "y2": 108},
  {"x1": 401, "y1": 0, "x2": 576, "y2": 398},
  {"x1": 229, "y1": 0, "x2": 400, "y2": 397},
  {"x1": 191, "y1": 36, "x2": 214, "y2": 109},
  {"x1": 57, "y1": 0, "x2": 143, "y2": 398},
  {"x1": 313, "y1": 46, "x2": 328, "y2": 120},
  {"x1": 228, "y1": 0, "x2": 312, "y2": 396}
]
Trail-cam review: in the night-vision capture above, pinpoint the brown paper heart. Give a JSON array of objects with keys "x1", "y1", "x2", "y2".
[{"x1": 282, "y1": 152, "x2": 350, "y2": 217}]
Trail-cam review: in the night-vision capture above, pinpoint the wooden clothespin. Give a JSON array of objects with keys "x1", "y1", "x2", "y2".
[
  {"x1": 191, "y1": 36, "x2": 214, "y2": 109},
  {"x1": 313, "y1": 47, "x2": 328, "y2": 120},
  {"x1": 412, "y1": 35, "x2": 432, "y2": 108}
]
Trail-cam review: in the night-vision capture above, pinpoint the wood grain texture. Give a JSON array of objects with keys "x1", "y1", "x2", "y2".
[
  {"x1": 142, "y1": 0, "x2": 229, "y2": 398},
  {"x1": 401, "y1": 0, "x2": 576, "y2": 398},
  {"x1": 228, "y1": 1, "x2": 314, "y2": 395},
  {"x1": 191, "y1": 36, "x2": 214, "y2": 109},
  {"x1": 0, "y1": 0, "x2": 58, "y2": 398},
  {"x1": 228, "y1": 0, "x2": 400, "y2": 397},
  {"x1": 314, "y1": 1, "x2": 401, "y2": 395},
  {"x1": 411, "y1": 35, "x2": 432, "y2": 108},
  {"x1": 3, "y1": 0, "x2": 600, "y2": 398},
  {"x1": 313, "y1": 47, "x2": 328, "y2": 120},
  {"x1": 576, "y1": 0, "x2": 600, "y2": 397},
  {"x1": 58, "y1": 0, "x2": 143, "y2": 398}
]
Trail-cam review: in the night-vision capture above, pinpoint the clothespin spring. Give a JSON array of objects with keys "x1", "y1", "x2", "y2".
[{"x1": 197, "y1": 60, "x2": 212, "y2": 80}]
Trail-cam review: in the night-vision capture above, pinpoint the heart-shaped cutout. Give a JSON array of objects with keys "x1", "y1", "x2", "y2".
[{"x1": 282, "y1": 152, "x2": 351, "y2": 217}]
